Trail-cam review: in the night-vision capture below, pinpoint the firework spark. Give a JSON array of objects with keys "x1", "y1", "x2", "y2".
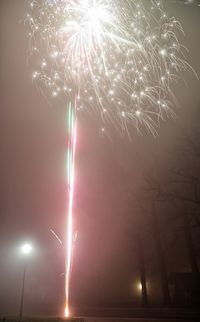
[
  {"x1": 50, "y1": 228, "x2": 63, "y2": 244},
  {"x1": 25, "y1": 0, "x2": 194, "y2": 316}
]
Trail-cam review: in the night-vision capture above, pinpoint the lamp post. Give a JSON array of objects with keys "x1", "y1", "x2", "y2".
[{"x1": 19, "y1": 243, "x2": 33, "y2": 321}]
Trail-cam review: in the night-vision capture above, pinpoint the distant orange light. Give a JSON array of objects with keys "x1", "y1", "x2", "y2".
[{"x1": 137, "y1": 282, "x2": 142, "y2": 292}]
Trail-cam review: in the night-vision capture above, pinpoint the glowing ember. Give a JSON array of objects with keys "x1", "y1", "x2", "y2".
[{"x1": 65, "y1": 305, "x2": 69, "y2": 318}]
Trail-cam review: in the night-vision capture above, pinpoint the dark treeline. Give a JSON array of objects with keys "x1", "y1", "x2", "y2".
[{"x1": 124, "y1": 108, "x2": 200, "y2": 307}]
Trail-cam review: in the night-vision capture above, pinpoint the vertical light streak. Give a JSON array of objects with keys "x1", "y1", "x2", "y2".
[{"x1": 65, "y1": 103, "x2": 77, "y2": 317}]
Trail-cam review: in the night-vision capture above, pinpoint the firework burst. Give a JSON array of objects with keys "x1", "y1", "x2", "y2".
[{"x1": 26, "y1": 0, "x2": 192, "y2": 135}]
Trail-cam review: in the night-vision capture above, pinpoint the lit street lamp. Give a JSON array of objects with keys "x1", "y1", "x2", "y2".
[{"x1": 19, "y1": 243, "x2": 33, "y2": 321}]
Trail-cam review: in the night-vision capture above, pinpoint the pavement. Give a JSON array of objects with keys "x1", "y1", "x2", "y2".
[{"x1": 85, "y1": 319, "x2": 198, "y2": 322}]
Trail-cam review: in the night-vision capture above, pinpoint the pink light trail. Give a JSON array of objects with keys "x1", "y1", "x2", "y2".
[{"x1": 65, "y1": 104, "x2": 77, "y2": 317}]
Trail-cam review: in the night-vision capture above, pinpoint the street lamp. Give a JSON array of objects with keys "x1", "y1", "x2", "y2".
[
  {"x1": 21, "y1": 243, "x2": 32, "y2": 255},
  {"x1": 19, "y1": 243, "x2": 33, "y2": 321}
]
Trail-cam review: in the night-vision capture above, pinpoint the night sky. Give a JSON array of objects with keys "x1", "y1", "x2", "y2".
[{"x1": 0, "y1": 0, "x2": 200, "y2": 316}]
